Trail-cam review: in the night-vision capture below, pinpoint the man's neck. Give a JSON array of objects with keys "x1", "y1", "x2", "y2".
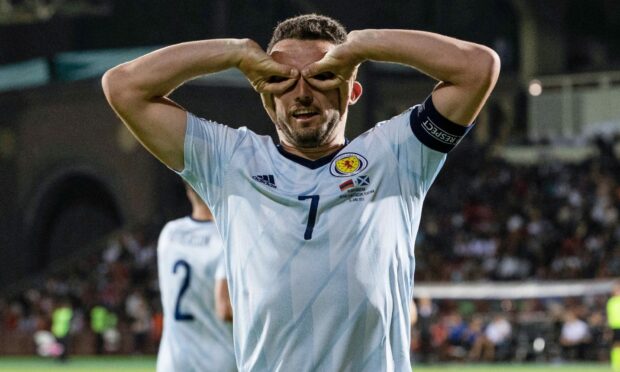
[{"x1": 192, "y1": 207, "x2": 213, "y2": 222}]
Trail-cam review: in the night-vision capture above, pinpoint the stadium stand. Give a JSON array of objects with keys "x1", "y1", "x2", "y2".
[{"x1": 417, "y1": 138, "x2": 620, "y2": 282}]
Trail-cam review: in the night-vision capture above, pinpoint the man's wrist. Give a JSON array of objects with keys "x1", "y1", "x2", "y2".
[
  {"x1": 232, "y1": 38, "x2": 260, "y2": 69},
  {"x1": 346, "y1": 29, "x2": 378, "y2": 64}
]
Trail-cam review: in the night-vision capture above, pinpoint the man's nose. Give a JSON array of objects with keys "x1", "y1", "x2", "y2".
[{"x1": 294, "y1": 78, "x2": 313, "y2": 106}]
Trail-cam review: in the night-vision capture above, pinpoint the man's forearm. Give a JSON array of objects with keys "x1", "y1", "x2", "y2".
[
  {"x1": 104, "y1": 39, "x2": 249, "y2": 101},
  {"x1": 348, "y1": 29, "x2": 498, "y2": 88},
  {"x1": 344, "y1": 29, "x2": 500, "y2": 125},
  {"x1": 100, "y1": 39, "x2": 252, "y2": 171}
]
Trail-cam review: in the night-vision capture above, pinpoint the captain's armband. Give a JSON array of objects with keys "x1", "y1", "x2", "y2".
[{"x1": 410, "y1": 96, "x2": 474, "y2": 153}]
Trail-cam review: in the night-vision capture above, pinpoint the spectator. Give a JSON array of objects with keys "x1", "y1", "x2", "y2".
[
  {"x1": 414, "y1": 297, "x2": 435, "y2": 363},
  {"x1": 483, "y1": 314, "x2": 513, "y2": 361},
  {"x1": 467, "y1": 316, "x2": 486, "y2": 361},
  {"x1": 559, "y1": 310, "x2": 591, "y2": 360},
  {"x1": 125, "y1": 289, "x2": 151, "y2": 354},
  {"x1": 445, "y1": 312, "x2": 470, "y2": 360}
]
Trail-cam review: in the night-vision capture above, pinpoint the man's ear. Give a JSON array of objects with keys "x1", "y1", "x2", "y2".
[
  {"x1": 348, "y1": 81, "x2": 363, "y2": 106},
  {"x1": 261, "y1": 93, "x2": 277, "y2": 123},
  {"x1": 338, "y1": 80, "x2": 363, "y2": 115}
]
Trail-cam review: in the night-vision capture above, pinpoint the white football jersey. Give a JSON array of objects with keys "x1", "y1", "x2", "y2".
[
  {"x1": 156, "y1": 217, "x2": 236, "y2": 372},
  {"x1": 178, "y1": 96, "x2": 472, "y2": 371}
]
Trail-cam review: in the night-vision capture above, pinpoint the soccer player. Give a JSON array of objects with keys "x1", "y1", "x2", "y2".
[
  {"x1": 103, "y1": 14, "x2": 499, "y2": 371},
  {"x1": 608, "y1": 282, "x2": 620, "y2": 371},
  {"x1": 156, "y1": 183, "x2": 236, "y2": 372}
]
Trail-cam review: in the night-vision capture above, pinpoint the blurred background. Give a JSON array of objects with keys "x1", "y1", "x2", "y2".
[{"x1": 0, "y1": 0, "x2": 619, "y2": 367}]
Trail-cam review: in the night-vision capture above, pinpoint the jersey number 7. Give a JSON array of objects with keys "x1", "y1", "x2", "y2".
[{"x1": 298, "y1": 195, "x2": 320, "y2": 240}]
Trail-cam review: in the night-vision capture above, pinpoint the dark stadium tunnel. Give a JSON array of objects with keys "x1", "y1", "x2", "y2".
[{"x1": 27, "y1": 171, "x2": 123, "y2": 273}]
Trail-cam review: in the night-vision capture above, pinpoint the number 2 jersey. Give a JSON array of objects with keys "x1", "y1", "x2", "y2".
[
  {"x1": 156, "y1": 217, "x2": 236, "y2": 372},
  {"x1": 178, "y1": 96, "x2": 472, "y2": 372}
]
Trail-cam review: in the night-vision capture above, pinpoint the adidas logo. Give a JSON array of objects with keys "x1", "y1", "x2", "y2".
[{"x1": 252, "y1": 174, "x2": 277, "y2": 188}]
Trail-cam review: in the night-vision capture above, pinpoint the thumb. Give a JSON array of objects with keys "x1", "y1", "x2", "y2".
[
  {"x1": 301, "y1": 60, "x2": 329, "y2": 79},
  {"x1": 304, "y1": 77, "x2": 341, "y2": 92},
  {"x1": 265, "y1": 60, "x2": 299, "y2": 79}
]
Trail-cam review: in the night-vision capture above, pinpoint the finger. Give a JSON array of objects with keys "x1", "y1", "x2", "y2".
[
  {"x1": 304, "y1": 76, "x2": 342, "y2": 92},
  {"x1": 301, "y1": 61, "x2": 332, "y2": 80},
  {"x1": 259, "y1": 76, "x2": 298, "y2": 95},
  {"x1": 263, "y1": 60, "x2": 299, "y2": 80},
  {"x1": 251, "y1": 75, "x2": 294, "y2": 94}
]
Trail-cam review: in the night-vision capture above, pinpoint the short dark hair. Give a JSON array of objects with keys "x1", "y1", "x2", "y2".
[{"x1": 267, "y1": 14, "x2": 347, "y2": 52}]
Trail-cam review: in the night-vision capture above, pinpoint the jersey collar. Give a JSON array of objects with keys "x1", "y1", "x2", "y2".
[
  {"x1": 275, "y1": 139, "x2": 350, "y2": 170},
  {"x1": 188, "y1": 216, "x2": 213, "y2": 223}
]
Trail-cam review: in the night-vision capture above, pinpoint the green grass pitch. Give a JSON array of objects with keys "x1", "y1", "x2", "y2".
[{"x1": 0, "y1": 356, "x2": 612, "y2": 371}]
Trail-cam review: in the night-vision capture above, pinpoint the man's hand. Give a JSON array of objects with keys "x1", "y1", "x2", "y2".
[
  {"x1": 238, "y1": 40, "x2": 299, "y2": 122},
  {"x1": 238, "y1": 40, "x2": 299, "y2": 94},
  {"x1": 301, "y1": 36, "x2": 363, "y2": 114},
  {"x1": 301, "y1": 46, "x2": 360, "y2": 91}
]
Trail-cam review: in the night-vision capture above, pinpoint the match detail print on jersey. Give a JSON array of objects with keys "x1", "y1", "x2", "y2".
[{"x1": 410, "y1": 95, "x2": 474, "y2": 153}]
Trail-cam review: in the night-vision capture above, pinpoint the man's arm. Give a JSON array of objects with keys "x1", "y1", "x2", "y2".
[
  {"x1": 304, "y1": 29, "x2": 500, "y2": 126},
  {"x1": 102, "y1": 39, "x2": 298, "y2": 171},
  {"x1": 410, "y1": 299, "x2": 418, "y2": 327},
  {"x1": 214, "y1": 279, "x2": 233, "y2": 322}
]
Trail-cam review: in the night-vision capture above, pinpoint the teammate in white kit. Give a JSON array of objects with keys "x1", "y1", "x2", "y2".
[
  {"x1": 103, "y1": 14, "x2": 499, "y2": 371},
  {"x1": 156, "y1": 183, "x2": 236, "y2": 372}
]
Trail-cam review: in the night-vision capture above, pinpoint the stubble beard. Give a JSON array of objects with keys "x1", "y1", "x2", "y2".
[{"x1": 277, "y1": 112, "x2": 340, "y2": 148}]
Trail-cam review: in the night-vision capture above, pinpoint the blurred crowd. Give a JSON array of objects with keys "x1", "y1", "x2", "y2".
[
  {"x1": 411, "y1": 295, "x2": 611, "y2": 363},
  {"x1": 1, "y1": 136, "x2": 619, "y2": 361},
  {"x1": 417, "y1": 136, "x2": 620, "y2": 282},
  {"x1": 0, "y1": 229, "x2": 162, "y2": 355}
]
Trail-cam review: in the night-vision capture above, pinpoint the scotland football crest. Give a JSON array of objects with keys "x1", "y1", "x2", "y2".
[{"x1": 329, "y1": 152, "x2": 368, "y2": 177}]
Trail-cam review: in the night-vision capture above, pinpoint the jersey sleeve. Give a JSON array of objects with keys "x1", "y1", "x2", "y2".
[
  {"x1": 156, "y1": 223, "x2": 171, "y2": 253},
  {"x1": 176, "y1": 112, "x2": 246, "y2": 208},
  {"x1": 156, "y1": 223, "x2": 172, "y2": 289},
  {"x1": 375, "y1": 95, "x2": 474, "y2": 195}
]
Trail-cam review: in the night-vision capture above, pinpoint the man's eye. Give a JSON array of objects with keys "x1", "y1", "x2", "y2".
[
  {"x1": 313, "y1": 72, "x2": 335, "y2": 81},
  {"x1": 267, "y1": 76, "x2": 288, "y2": 83}
]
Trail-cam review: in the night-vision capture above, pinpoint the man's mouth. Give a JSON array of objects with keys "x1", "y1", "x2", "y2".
[{"x1": 292, "y1": 108, "x2": 319, "y2": 120}]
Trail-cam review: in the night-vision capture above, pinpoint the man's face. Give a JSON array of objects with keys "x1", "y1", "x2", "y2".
[{"x1": 269, "y1": 39, "x2": 343, "y2": 148}]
